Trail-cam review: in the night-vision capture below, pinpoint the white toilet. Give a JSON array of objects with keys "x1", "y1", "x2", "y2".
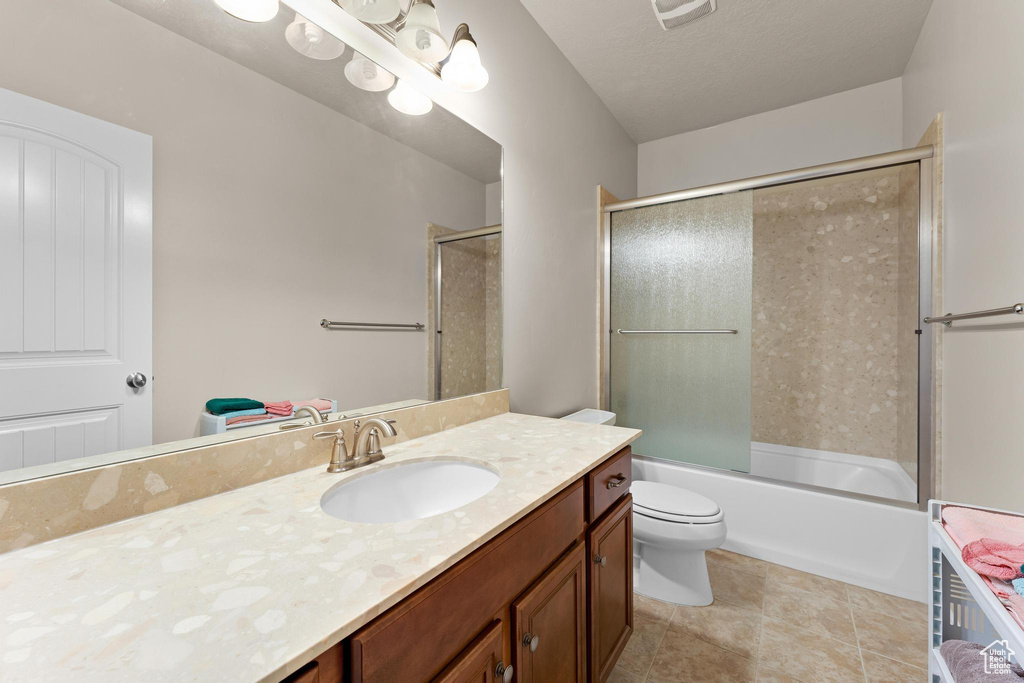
[
  {"x1": 631, "y1": 480, "x2": 726, "y2": 606},
  {"x1": 559, "y1": 409, "x2": 727, "y2": 607}
]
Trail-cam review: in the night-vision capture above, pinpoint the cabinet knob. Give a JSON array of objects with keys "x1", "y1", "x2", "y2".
[
  {"x1": 522, "y1": 632, "x2": 540, "y2": 652},
  {"x1": 495, "y1": 662, "x2": 514, "y2": 683},
  {"x1": 594, "y1": 554, "x2": 607, "y2": 567}
]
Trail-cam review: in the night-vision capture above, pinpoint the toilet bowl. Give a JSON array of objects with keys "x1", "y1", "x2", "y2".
[{"x1": 632, "y1": 480, "x2": 727, "y2": 606}]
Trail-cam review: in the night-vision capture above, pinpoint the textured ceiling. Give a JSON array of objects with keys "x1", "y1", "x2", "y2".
[
  {"x1": 109, "y1": 0, "x2": 501, "y2": 184},
  {"x1": 520, "y1": 0, "x2": 932, "y2": 143}
]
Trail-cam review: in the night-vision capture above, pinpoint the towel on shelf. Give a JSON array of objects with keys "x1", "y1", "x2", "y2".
[
  {"x1": 225, "y1": 414, "x2": 273, "y2": 426},
  {"x1": 943, "y1": 506, "x2": 1024, "y2": 549},
  {"x1": 264, "y1": 401, "x2": 294, "y2": 417},
  {"x1": 217, "y1": 408, "x2": 267, "y2": 419},
  {"x1": 292, "y1": 399, "x2": 332, "y2": 413},
  {"x1": 939, "y1": 639, "x2": 1024, "y2": 680},
  {"x1": 206, "y1": 398, "x2": 264, "y2": 415},
  {"x1": 963, "y1": 538, "x2": 1024, "y2": 580}
]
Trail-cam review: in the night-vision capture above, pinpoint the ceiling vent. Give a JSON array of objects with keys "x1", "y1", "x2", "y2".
[{"x1": 650, "y1": 0, "x2": 717, "y2": 31}]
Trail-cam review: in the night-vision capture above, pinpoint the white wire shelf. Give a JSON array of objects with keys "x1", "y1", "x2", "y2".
[{"x1": 929, "y1": 499, "x2": 1024, "y2": 681}]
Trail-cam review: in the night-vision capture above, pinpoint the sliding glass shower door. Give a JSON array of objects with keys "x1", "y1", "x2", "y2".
[{"x1": 609, "y1": 192, "x2": 753, "y2": 472}]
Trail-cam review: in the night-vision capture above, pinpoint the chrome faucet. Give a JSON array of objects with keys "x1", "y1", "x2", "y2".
[
  {"x1": 352, "y1": 418, "x2": 398, "y2": 460},
  {"x1": 314, "y1": 417, "x2": 398, "y2": 473},
  {"x1": 278, "y1": 405, "x2": 327, "y2": 431}
]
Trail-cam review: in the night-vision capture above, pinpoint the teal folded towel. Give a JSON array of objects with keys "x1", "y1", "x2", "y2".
[
  {"x1": 205, "y1": 398, "x2": 264, "y2": 415},
  {"x1": 218, "y1": 408, "x2": 266, "y2": 419}
]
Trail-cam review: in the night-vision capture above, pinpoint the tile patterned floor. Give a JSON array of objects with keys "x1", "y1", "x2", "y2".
[{"x1": 610, "y1": 550, "x2": 929, "y2": 682}]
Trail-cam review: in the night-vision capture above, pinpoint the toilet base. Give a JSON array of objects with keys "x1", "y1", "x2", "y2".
[{"x1": 636, "y1": 546, "x2": 713, "y2": 606}]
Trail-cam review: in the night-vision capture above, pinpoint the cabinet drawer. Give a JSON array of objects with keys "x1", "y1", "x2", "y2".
[
  {"x1": 349, "y1": 482, "x2": 585, "y2": 683},
  {"x1": 586, "y1": 447, "x2": 631, "y2": 522}
]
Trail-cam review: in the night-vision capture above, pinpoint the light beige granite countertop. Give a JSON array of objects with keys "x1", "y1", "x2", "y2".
[{"x1": 0, "y1": 413, "x2": 639, "y2": 682}]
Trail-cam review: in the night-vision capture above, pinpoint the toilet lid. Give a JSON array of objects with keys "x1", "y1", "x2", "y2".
[{"x1": 632, "y1": 481, "x2": 721, "y2": 522}]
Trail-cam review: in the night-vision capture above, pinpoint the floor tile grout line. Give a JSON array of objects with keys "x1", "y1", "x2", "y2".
[
  {"x1": 848, "y1": 594, "x2": 871, "y2": 683},
  {"x1": 639, "y1": 604, "x2": 674, "y2": 682},
  {"x1": 859, "y1": 645, "x2": 929, "y2": 672}
]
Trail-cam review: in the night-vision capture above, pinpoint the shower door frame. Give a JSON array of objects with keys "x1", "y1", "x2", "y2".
[
  {"x1": 433, "y1": 224, "x2": 503, "y2": 401},
  {"x1": 601, "y1": 146, "x2": 936, "y2": 511}
]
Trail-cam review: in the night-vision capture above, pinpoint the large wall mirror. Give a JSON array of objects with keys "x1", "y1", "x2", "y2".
[{"x1": 0, "y1": 0, "x2": 503, "y2": 484}]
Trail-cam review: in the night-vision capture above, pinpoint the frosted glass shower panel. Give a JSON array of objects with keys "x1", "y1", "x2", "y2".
[{"x1": 609, "y1": 192, "x2": 753, "y2": 472}]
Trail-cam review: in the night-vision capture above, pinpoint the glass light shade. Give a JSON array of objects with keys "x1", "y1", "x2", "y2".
[
  {"x1": 396, "y1": 1, "x2": 448, "y2": 62},
  {"x1": 214, "y1": 0, "x2": 278, "y2": 23},
  {"x1": 285, "y1": 14, "x2": 346, "y2": 60},
  {"x1": 387, "y1": 80, "x2": 432, "y2": 115},
  {"x1": 337, "y1": 0, "x2": 401, "y2": 25},
  {"x1": 344, "y1": 52, "x2": 396, "y2": 91},
  {"x1": 441, "y1": 38, "x2": 489, "y2": 92}
]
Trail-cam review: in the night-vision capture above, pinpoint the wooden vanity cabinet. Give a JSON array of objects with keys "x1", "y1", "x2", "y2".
[
  {"x1": 432, "y1": 620, "x2": 505, "y2": 683},
  {"x1": 284, "y1": 446, "x2": 633, "y2": 683},
  {"x1": 512, "y1": 543, "x2": 587, "y2": 683},
  {"x1": 587, "y1": 495, "x2": 634, "y2": 682}
]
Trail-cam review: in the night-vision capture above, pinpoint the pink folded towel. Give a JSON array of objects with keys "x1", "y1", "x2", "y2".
[
  {"x1": 942, "y1": 506, "x2": 1024, "y2": 549},
  {"x1": 962, "y1": 538, "x2": 1024, "y2": 580},
  {"x1": 264, "y1": 401, "x2": 294, "y2": 417},
  {"x1": 292, "y1": 398, "x2": 332, "y2": 413},
  {"x1": 226, "y1": 414, "x2": 274, "y2": 426}
]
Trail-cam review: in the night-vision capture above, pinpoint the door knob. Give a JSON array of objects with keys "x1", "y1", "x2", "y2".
[
  {"x1": 495, "y1": 661, "x2": 513, "y2": 683},
  {"x1": 126, "y1": 372, "x2": 147, "y2": 388},
  {"x1": 594, "y1": 554, "x2": 607, "y2": 567},
  {"x1": 522, "y1": 632, "x2": 540, "y2": 652}
]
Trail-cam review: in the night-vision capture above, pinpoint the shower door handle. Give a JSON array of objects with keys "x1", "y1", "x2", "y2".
[{"x1": 615, "y1": 329, "x2": 738, "y2": 335}]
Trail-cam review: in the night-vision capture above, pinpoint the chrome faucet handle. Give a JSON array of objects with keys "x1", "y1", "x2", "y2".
[{"x1": 313, "y1": 429, "x2": 350, "y2": 473}]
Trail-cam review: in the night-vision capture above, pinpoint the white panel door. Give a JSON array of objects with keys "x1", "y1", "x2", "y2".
[{"x1": 0, "y1": 87, "x2": 152, "y2": 474}]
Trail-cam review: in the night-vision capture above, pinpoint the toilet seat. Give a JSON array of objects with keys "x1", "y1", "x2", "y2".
[{"x1": 632, "y1": 481, "x2": 724, "y2": 524}]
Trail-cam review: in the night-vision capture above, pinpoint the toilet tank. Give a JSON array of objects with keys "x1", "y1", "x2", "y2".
[{"x1": 560, "y1": 408, "x2": 616, "y2": 426}]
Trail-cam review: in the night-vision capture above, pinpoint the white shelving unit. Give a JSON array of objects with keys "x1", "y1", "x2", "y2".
[
  {"x1": 198, "y1": 400, "x2": 338, "y2": 436},
  {"x1": 929, "y1": 499, "x2": 1024, "y2": 682}
]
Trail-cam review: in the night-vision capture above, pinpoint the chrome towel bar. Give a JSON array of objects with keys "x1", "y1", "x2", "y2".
[
  {"x1": 923, "y1": 304, "x2": 1024, "y2": 327},
  {"x1": 615, "y1": 329, "x2": 738, "y2": 335},
  {"x1": 320, "y1": 319, "x2": 425, "y2": 331}
]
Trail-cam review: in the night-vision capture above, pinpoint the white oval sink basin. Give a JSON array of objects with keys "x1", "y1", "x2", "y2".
[{"x1": 320, "y1": 459, "x2": 500, "y2": 524}]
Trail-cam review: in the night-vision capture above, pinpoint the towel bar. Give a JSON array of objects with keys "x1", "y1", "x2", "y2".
[{"x1": 923, "y1": 303, "x2": 1024, "y2": 327}]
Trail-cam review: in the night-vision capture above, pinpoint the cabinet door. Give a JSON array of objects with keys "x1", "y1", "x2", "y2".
[
  {"x1": 432, "y1": 620, "x2": 505, "y2": 683},
  {"x1": 512, "y1": 543, "x2": 586, "y2": 683},
  {"x1": 588, "y1": 494, "x2": 633, "y2": 682}
]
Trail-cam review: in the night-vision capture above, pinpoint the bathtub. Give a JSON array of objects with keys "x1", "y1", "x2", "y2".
[
  {"x1": 750, "y1": 442, "x2": 917, "y2": 503},
  {"x1": 633, "y1": 454, "x2": 928, "y2": 602}
]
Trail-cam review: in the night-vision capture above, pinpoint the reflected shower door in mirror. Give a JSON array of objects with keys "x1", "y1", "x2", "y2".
[
  {"x1": 609, "y1": 163, "x2": 924, "y2": 504},
  {"x1": 0, "y1": 0, "x2": 502, "y2": 484}
]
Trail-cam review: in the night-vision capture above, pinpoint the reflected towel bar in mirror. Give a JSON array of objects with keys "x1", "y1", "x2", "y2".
[
  {"x1": 320, "y1": 319, "x2": 425, "y2": 331},
  {"x1": 615, "y1": 329, "x2": 738, "y2": 335},
  {"x1": 923, "y1": 303, "x2": 1024, "y2": 327}
]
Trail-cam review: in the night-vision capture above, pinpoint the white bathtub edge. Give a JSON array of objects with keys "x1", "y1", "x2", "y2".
[{"x1": 634, "y1": 455, "x2": 929, "y2": 603}]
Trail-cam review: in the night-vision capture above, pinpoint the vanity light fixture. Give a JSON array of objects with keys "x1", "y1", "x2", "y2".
[
  {"x1": 345, "y1": 51, "x2": 397, "y2": 91},
  {"x1": 214, "y1": 0, "x2": 278, "y2": 23},
  {"x1": 337, "y1": 0, "x2": 402, "y2": 25},
  {"x1": 388, "y1": 79, "x2": 433, "y2": 115},
  {"x1": 286, "y1": 13, "x2": 347, "y2": 60},
  {"x1": 396, "y1": 0, "x2": 448, "y2": 62},
  {"x1": 440, "y1": 24, "x2": 488, "y2": 93}
]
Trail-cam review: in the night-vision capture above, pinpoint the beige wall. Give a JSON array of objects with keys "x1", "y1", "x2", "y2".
[
  {"x1": 638, "y1": 79, "x2": 904, "y2": 196},
  {"x1": 0, "y1": 0, "x2": 487, "y2": 443},
  {"x1": 902, "y1": 0, "x2": 1024, "y2": 511},
  {"x1": 751, "y1": 169, "x2": 908, "y2": 461}
]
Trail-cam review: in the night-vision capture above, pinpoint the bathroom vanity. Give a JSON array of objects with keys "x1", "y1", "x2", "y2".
[
  {"x1": 0, "y1": 410, "x2": 639, "y2": 683},
  {"x1": 292, "y1": 445, "x2": 634, "y2": 683}
]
